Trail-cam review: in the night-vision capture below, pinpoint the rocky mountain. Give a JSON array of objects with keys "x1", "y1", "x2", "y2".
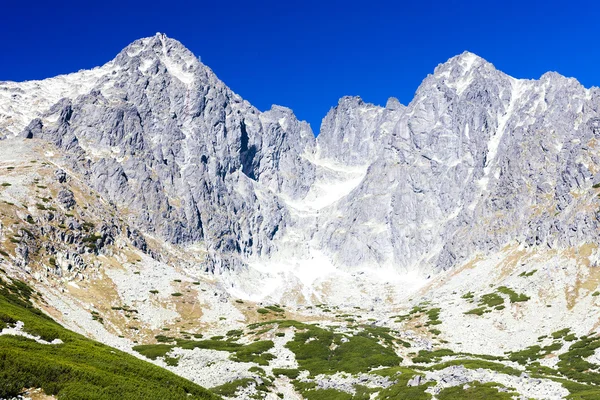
[
  {"x1": 4, "y1": 33, "x2": 600, "y2": 400},
  {"x1": 3, "y1": 34, "x2": 600, "y2": 300},
  {"x1": 2, "y1": 33, "x2": 317, "y2": 273}
]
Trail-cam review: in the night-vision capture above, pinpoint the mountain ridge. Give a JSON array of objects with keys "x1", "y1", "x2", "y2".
[{"x1": 2, "y1": 33, "x2": 600, "y2": 302}]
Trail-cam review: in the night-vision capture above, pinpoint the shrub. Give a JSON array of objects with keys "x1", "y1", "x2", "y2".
[{"x1": 497, "y1": 286, "x2": 530, "y2": 303}]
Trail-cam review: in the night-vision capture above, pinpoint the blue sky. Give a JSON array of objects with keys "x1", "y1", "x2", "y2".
[{"x1": 2, "y1": 0, "x2": 599, "y2": 133}]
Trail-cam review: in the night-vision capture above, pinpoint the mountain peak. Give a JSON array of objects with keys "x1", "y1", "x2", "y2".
[
  {"x1": 432, "y1": 51, "x2": 492, "y2": 78},
  {"x1": 113, "y1": 33, "x2": 202, "y2": 87}
]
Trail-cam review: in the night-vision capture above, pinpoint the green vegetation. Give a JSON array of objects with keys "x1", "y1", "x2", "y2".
[
  {"x1": 284, "y1": 321, "x2": 401, "y2": 375},
  {"x1": 412, "y1": 348, "x2": 455, "y2": 364},
  {"x1": 171, "y1": 292, "x2": 183, "y2": 297},
  {"x1": 507, "y1": 341, "x2": 564, "y2": 365},
  {"x1": 518, "y1": 269, "x2": 537, "y2": 277},
  {"x1": 1, "y1": 182, "x2": 11, "y2": 187},
  {"x1": 497, "y1": 286, "x2": 530, "y2": 303},
  {"x1": 480, "y1": 293, "x2": 504, "y2": 307},
  {"x1": 464, "y1": 307, "x2": 488, "y2": 316},
  {"x1": 134, "y1": 338, "x2": 275, "y2": 365},
  {"x1": 428, "y1": 359, "x2": 522, "y2": 376},
  {"x1": 211, "y1": 378, "x2": 254, "y2": 397},
  {"x1": 164, "y1": 356, "x2": 180, "y2": 366},
  {"x1": 373, "y1": 367, "x2": 432, "y2": 399},
  {"x1": 272, "y1": 368, "x2": 300, "y2": 379},
  {"x1": 0, "y1": 275, "x2": 219, "y2": 399},
  {"x1": 552, "y1": 328, "x2": 572, "y2": 339},
  {"x1": 437, "y1": 381, "x2": 516, "y2": 399},
  {"x1": 465, "y1": 286, "x2": 529, "y2": 316},
  {"x1": 555, "y1": 335, "x2": 600, "y2": 385},
  {"x1": 257, "y1": 308, "x2": 271, "y2": 314}
]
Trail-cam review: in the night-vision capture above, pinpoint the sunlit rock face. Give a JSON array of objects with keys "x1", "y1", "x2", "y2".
[{"x1": 4, "y1": 35, "x2": 600, "y2": 281}]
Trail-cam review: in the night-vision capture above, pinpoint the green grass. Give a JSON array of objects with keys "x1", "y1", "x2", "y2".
[{"x1": 0, "y1": 275, "x2": 219, "y2": 400}]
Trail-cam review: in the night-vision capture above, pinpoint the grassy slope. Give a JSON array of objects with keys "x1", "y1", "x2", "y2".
[{"x1": 0, "y1": 275, "x2": 220, "y2": 400}]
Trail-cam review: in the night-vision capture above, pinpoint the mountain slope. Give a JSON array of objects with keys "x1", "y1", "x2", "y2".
[{"x1": 0, "y1": 273, "x2": 219, "y2": 400}]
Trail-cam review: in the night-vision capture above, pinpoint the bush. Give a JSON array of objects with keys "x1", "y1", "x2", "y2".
[
  {"x1": 272, "y1": 368, "x2": 300, "y2": 379},
  {"x1": 285, "y1": 321, "x2": 401, "y2": 375}
]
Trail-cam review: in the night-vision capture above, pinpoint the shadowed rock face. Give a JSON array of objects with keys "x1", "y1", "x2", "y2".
[{"x1": 4, "y1": 36, "x2": 600, "y2": 277}]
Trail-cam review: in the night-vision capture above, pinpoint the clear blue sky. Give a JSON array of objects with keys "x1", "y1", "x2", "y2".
[{"x1": 2, "y1": 0, "x2": 599, "y2": 133}]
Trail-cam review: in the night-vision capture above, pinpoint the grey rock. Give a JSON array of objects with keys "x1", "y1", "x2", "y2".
[
  {"x1": 407, "y1": 375, "x2": 422, "y2": 386},
  {"x1": 4, "y1": 37, "x2": 600, "y2": 281},
  {"x1": 57, "y1": 189, "x2": 75, "y2": 209},
  {"x1": 55, "y1": 169, "x2": 68, "y2": 184}
]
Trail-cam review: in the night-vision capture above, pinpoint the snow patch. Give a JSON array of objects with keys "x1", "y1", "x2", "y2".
[{"x1": 0, "y1": 321, "x2": 63, "y2": 345}]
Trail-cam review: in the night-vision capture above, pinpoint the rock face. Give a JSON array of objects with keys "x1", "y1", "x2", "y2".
[
  {"x1": 2, "y1": 34, "x2": 316, "y2": 272},
  {"x1": 308, "y1": 52, "x2": 600, "y2": 275},
  {"x1": 3, "y1": 35, "x2": 600, "y2": 281}
]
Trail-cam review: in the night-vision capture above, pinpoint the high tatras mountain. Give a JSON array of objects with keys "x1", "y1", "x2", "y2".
[{"x1": 2, "y1": 34, "x2": 600, "y2": 399}]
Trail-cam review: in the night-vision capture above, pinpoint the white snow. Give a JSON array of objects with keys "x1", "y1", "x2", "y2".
[
  {"x1": 0, "y1": 321, "x2": 63, "y2": 345},
  {"x1": 282, "y1": 153, "x2": 368, "y2": 212},
  {"x1": 0, "y1": 62, "x2": 118, "y2": 136},
  {"x1": 159, "y1": 34, "x2": 194, "y2": 86}
]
